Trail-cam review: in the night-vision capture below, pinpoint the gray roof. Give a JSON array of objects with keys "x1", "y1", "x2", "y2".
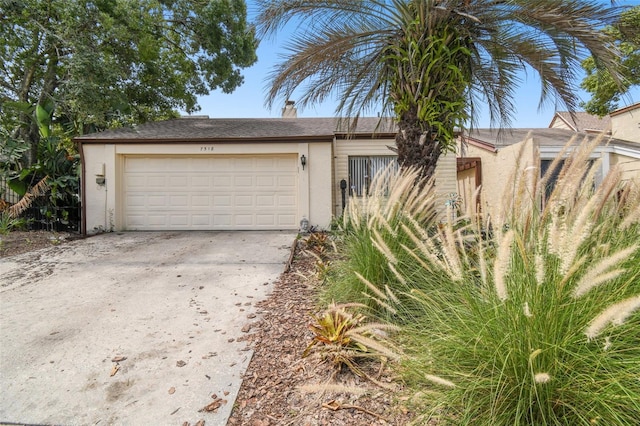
[
  {"x1": 463, "y1": 128, "x2": 637, "y2": 150},
  {"x1": 552, "y1": 112, "x2": 611, "y2": 132},
  {"x1": 75, "y1": 117, "x2": 397, "y2": 142}
]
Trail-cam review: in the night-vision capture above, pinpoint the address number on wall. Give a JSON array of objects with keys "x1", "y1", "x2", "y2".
[{"x1": 200, "y1": 146, "x2": 215, "y2": 151}]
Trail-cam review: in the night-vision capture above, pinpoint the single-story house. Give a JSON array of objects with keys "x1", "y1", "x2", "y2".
[
  {"x1": 457, "y1": 102, "x2": 640, "y2": 216},
  {"x1": 76, "y1": 114, "x2": 457, "y2": 234}
]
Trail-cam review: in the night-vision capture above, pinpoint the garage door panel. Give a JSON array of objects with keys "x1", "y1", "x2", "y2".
[{"x1": 123, "y1": 155, "x2": 298, "y2": 230}]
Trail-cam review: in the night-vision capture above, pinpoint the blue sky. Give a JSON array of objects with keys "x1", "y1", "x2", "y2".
[{"x1": 194, "y1": 0, "x2": 640, "y2": 129}]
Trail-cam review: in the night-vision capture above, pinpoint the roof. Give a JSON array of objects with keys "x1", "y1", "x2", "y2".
[
  {"x1": 550, "y1": 112, "x2": 611, "y2": 133},
  {"x1": 462, "y1": 128, "x2": 637, "y2": 151},
  {"x1": 75, "y1": 117, "x2": 397, "y2": 143},
  {"x1": 610, "y1": 102, "x2": 640, "y2": 117}
]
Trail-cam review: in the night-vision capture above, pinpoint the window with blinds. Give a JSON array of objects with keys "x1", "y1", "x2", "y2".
[{"x1": 348, "y1": 156, "x2": 398, "y2": 196}]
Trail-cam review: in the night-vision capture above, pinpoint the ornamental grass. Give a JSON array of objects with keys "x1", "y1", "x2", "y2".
[{"x1": 326, "y1": 135, "x2": 640, "y2": 424}]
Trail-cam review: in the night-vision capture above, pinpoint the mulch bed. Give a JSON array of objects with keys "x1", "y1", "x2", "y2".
[{"x1": 227, "y1": 241, "x2": 415, "y2": 426}]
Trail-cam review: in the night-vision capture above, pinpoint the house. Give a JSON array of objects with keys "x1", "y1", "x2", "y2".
[
  {"x1": 76, "y1": 113, "x2": 457, "y2": 234},
  {"x1": 457, "y1": 103, "x2": 640, "y2": 216}
]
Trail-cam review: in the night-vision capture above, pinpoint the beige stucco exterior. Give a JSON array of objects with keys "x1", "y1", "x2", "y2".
[
  {"x1": 81, "y1": 141, "x2": 333, "y2": 233},
  {"x1": 610, "y1": 103, "x2": 640, "y2": 143},
  {"x1": 457, "y1": 131, "x2": 640, "y2": 217},
  {"x1": 458, "y1": 136, "x2": 537, "y2": 215}
]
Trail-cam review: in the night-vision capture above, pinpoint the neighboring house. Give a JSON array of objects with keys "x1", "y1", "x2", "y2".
[
  {"x1": 76, "y1": 114, "x2": 457, "y2": 234},
  {"x1": 548, "y1": 111, "x2": 611, "y2": 134},
  {"x1": 609, "y1": 102, "x2": 640, "y2": 143},
  {"x1": 457, "y1": 103, "x2": 640, "y2": 216}
]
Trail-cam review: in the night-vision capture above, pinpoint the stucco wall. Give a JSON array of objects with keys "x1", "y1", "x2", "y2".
[
  {"x1": 610, "y1": 152, "x2": 640, "y2": 183},
  {"x1": 459, "y1": 137, "x2": 536, "y2": 217},
  {"x1": 611, "y1": 107, "x2": 640, "y2": 143},
  {"x1": 549, "y1": 117, "x2": 571, "y2": 130},
  {"x1": 81, "y1": 141, "x2": 333, "y2": 234}
]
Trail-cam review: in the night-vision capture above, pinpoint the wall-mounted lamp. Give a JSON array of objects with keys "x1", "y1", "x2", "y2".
[{"x1": 300, "y1": 154, "x2": 307, "y2": 170}]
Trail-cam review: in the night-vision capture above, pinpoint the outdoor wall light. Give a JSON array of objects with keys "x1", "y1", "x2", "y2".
[{"x1": 300, "y1": 154, "x2": 307, "y2": 170}]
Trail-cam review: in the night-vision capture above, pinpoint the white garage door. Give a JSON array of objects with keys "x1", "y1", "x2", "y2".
[{"x1": 123, "y1": 155, "x2": 298, "y2": 230}]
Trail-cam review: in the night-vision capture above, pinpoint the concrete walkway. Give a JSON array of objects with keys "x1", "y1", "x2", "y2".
[{"x1": 0, "y1": 231, "x2": 294, "y2": 425}]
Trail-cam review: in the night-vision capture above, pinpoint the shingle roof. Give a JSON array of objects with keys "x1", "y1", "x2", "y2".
[
  {"x1": 75, "y1": 117, "x2": 397, "y2": 142},
  {"x1": 551, "y1": 112, "x2": 611, "y2": 133},
  {"x1": 462, "y1": 128, "x2": 636, "y2": 150}
]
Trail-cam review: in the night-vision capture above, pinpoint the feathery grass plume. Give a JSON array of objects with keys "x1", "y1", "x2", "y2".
[
  {"x1": 354, "y1": 271, "x2": 398, "y2": 314},
  {"x1": 424, "y1": 374, "x2": 456, "y2": 389},
  {"x1": 385, "y1": 284, "x2": 400, "y2": 305},
  {"x1": 535, "y1": 252, "x2": 545, "y2": 286},
  {"x1": 439, "y1": 222, "x2": 464, "y2": 281},
  {"x1": 573, "y1": 245, "x2": 638, "y2": 298},
  {"x1": 545, "y1": 135, "x2": 601, "y2": 216},
  {"x1": 534, "y1": 373, "x2": 551, "y2": 384},
  {"x1": 388, "y1": 262, "x2": 407, "y2": 286},
  {"x1": 371, "y1": 228, "x2": 397, "y2": 265},
  {"x1": 493, "y1": 229, "x2": 514, "y2": 301},
  {"x1": 354, "y1": 271, "x2": 387, "y2": 301},
  {"x1": 585, "y1": 295, "x2": 640, "y2": 340},
  {"x1": 495, "y1": 133, "x2": 530, "y2": 230},
  {"x1": 399, "y1": 242, "x2": 434, "y2": 273},
  {"x1": 591, "y1": 165, "x2": 621, "y2": 220}
]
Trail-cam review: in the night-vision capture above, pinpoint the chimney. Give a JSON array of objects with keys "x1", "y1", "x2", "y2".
[{"x1": 282, "y1": 100, "x2": 297, "y2": 118}]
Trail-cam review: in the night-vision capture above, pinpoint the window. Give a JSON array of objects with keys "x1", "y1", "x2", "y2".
[{"x1": 348, "y1": 156, "x2": 398, "y2": 196}]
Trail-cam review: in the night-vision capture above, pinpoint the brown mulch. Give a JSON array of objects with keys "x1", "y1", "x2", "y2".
[
  {"x1": 227, "y1": 241, "x2": 415, "y2": 426},
  {"x1": 1, "y1": 231, "x2": 416, "y2": 425}
]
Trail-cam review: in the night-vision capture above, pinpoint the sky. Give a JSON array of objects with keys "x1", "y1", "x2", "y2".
[{"x1": 193, "y1": 0, "x2": 640, "y2": 129}]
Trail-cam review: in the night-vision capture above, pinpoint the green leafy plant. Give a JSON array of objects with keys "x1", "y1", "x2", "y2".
[
  {"x1": 0, "y1": 211, "x2": 29, "y2": 235},
  {"x1": 302, "y1": 302, "x2": 399, "y2": 378}
]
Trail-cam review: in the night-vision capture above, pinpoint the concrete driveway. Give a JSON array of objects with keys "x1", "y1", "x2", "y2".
[{"x1": 0, "y1": 231, "x2": 295, "y2": 425}]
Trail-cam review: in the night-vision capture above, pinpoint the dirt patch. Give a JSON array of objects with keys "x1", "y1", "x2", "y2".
[{"x1": 0, "y1": 230, "x2": 77, "y2": 258}]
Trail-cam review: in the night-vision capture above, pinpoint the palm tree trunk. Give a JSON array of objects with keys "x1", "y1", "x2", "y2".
[{"x1": 395, "y1": 107, "x2": 443, "y2": 181}]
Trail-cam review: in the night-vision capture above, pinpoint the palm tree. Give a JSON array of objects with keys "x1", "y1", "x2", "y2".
[{"x1": 256, "y1": 0, "x2": 622, "y2": 179}]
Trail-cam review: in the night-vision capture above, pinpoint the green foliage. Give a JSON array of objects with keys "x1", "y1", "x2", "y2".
[
  {"x1": 0, "y1": 211, "x2": 29, "y2": 235},
  {"x1": 6, "y1": 106, "x2": 80, "y2": 229},
  {"x1": 580, "y1": 6, "x2": 640, "y2": 116},
  {"x1": 1, "y1": 0, "x2": 257, "y2": 164},
  {"x1": 339, "y1": 136, "x2": 640, "y2": 424}
]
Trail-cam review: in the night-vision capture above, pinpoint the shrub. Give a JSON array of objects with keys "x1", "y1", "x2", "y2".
[
  {"x1": 321, "y1": 166, "x2": 440, "y2": 312},
  {"x1": 302, "y1": 302, "x2": 400, "y2": 378},
  {"x1": 343, "y1": 135, "x2": 640, "y2": 424}
]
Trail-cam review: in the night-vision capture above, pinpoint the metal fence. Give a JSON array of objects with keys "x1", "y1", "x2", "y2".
[
  {"x1": 0, "y1": 175, "x2": 20, "y2": 204},
  {"x1": 23, "y1": 205, "x2": 81, "y2": 233},
  {"x1": 1, "y1": 176, "x2": 80, "y2": 233}
]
